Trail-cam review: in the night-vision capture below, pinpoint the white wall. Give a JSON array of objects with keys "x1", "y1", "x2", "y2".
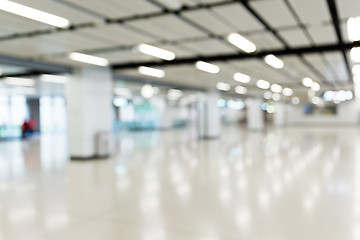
[{"x1": 287, "y1": 101, "x2": 360, "y2": 125}]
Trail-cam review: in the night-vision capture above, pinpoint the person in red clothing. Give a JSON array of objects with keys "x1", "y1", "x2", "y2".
[
  {"x1": 21, "y1": 120, "x2": 29, "y2": 139},
  {"x1": 28, "y1": 117, "x2": 35, "y2": 134}
]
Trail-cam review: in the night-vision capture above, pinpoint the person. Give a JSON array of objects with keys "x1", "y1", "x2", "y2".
[
  {"x1": 28, "y1": 117, "x2": 35, "y2": 136},
  {"x1": 21, "y1": 120, "x2": 29, "y2": 139}
]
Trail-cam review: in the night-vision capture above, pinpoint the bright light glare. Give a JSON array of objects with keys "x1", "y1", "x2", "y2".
[
  {"x1": 353, "y1": 65, "x2": 360, "y2": 75},
  {"x1": 69, "y1": 52, "x2": 109, "y2": 66},
  {"x1": 272, "y1": 93, "x2": 281, "y2": 101},
  {"x1": 40, "y1": 74, "x2": 67, "y2": 84},
  {"x1": 0, "y1": 0, "x2": 70, "y2": 28},
  {"x1": 141, "y1": 84, "x2": 155, "y2": 99},
  {"x1": 235, "y1": 86, "x2": 247, "y2": 94},
  {"x1": 264, "y1": 54, "x2": 284, "y2": 69},
  {"x1": 283, "y1": 87, "x2": 293, "y2": 96},
  {"x1": 302, "y1": 77, "x2": 313, "y2": 87},
  {"x1": 233, "y1": 72, "x2": 251, "y2": 83},
  {"x1": 351, "y1": 47, "x2": 360, "y2": 63},
  {"x1": 114, "y1": 88, "x2": 132, "y2": 97},
  {"x1": 5, "y1": 77, "x2": 35, "y2": 87},
  {"x1": 138, "y1": 66, "x2": 165, "y2": 78},
  {"x1": 227, "y1": 100, "x2": 244, "y2": 110},
  {"x1": 168, "y1": 89, "x2": 183, "y2": 100},
  {"x1": 311, "y1": 82, "x2": 320, "y2": 92},
  {"x1": 271, "y1": 84, "x2": 282, "y2": 93},
  {"x1": 312, "y1": 96, "x2": 320, "y2": 105},
  {"x1": 292, "y1": 97, "x2": 300, "y2": 105},
  {"x1": 267, "y1": 105, "x2": 275, "y2": 113},
  {"x1": 195, "y1": 61, "x2": 220, "y2": 74},
  {"x1": 217, "y1": 82, "x2": 231, "y2": 91},
  {"x1": 256, "y1": 80, "x2": 270, "y2": 89},
  {"x1": 264, "y1": 91, "x2": 272, "y2": 100},
  {"x1": 137, "y1": 44, "x2": 175, "y2": 61},
  {"x1": 347, "y1": 17, "x2": 360, "y2": 42},
  {"x1": 227, "y1": 33, "x2": 256, "y2": 53}
]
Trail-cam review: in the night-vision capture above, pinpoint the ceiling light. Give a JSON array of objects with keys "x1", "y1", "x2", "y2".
[
  {"x1": 272, "y1": 93, "x2": 281, "y2": 101},
  {"x1": 227, "y1": 33, "x2": 256, "y2": 53},
  {"x1": 114, "y1": 88, "x2": 132, "y2": 97},
  {"x1": 271, "y1": 84, "x2": 282, "y2": 93},
  {"x1": 0, "y1": 0, "x2": 70, "y2": 28},
  {"x1": 137, "y1": 44, "x2": 175, "y2": 61},
  {"x1": 5, "y1": 77, "x2": 35, "y2": 87},
  {"x1": 235, "y1": 86, "x2": 247, "y2": 94},
  {"x1": 141, "y1": 84, "x2": 154, "y2": 99},
  {"x1": 264, "y1": 91, "x2": 272, "y2": 99},
  {"x1": 312, "y1": 96, "x2": 320, "y2": 105},
  {"x1": 40, "y1": 74, "x2": 67, "y2": 84},
  {"x1": 351, "y1": 47, "x2": 360, "y2": 62},
  {"x1": 292, "y1": 97, "x2": 300, "y2": 105},
  {"x1": 256, "y1": 79, "x2": 270, "y2": 89},
  {"x1": 138, "y1": 66, "x2": 165, "y2": 78},
  {"x1": 69, "y1": 52, "x2": 109, "y2": 66},
  {"x1": 264, "y1": 54, "x2": 284, "y2": 69},
  {"x1": 302, "y1": 77, "x2": 313, "y2": 87},
  {"x1": 195, "y1": 61, "x2": 220, "y2": 74},
  {"x1": 347, "y1": 17, "x2": 360, "y2": 42},
  {"x1": 283, "y1": 88, "x2": 293, "y2": 96},
  {"x1": 353, "y1": 65, "x2": 360, "y2": 76},
  {"x1": 311, "y1": 82, "x2": 320, "y2": 92},
  {"x1": 216, "y1": 82, "x2": 231, "y2": 91},
  {"x1": 233, "y1": 72, "x2": 251, "y2": 83},
  {"x1": 168, "y1": 89, "x2": 183, "y2": 100}
]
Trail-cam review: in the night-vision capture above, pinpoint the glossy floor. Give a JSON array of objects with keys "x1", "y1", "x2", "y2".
[{"x1": 0, "y1": 126, "x2": 359, "y2": 240}]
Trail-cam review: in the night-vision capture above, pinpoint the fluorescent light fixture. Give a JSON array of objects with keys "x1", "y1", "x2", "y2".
[
  {"x1": 114, "y1": 88, "x2": 132, "y2": 97},
  {"x1": 271, "y1": 84, "x2": 282, "y2": 93},
  {"x1": 216, "y1": 82, "x2": 231, "y2": 91},
  {"x1": 264, "y1": 91, "x2": 272, "y2": 100},
  {"x1": 40, "y1": 74, "x2": 67, "y2": 84},
  {"x1": 195, "y1": 61, "x2": 220, "y2": 74},
  {"x1": 256, "y1": 79, "x2": 270, "y2": 89},
  {"x1": 138, "y1": 66, "x2": 165, "y2": 78},
  {"x1": 282, "y1": 88, "x2": 293, "y2": 97},
  {"x1": 227, "y1": 33, "x2": 256, "y2": 53},
  {"x1": 141, "y1": 84, "x2": 154, "y2": 99},
  {"x1": 264, "y1": 54, "x2": 284, "y2": 69},
  {"x1": 351, "y1": 47, "x2": 360, "y2": 63},
  {"x1": 5, "y1": 77, "x2": 35, "y2": 87},
  {"x1": 233, "y1": 72, "x2": 251, "y2": 83},
  {"x1": 168, "y1": 89, "x2": 183, "y2": 100},
  {"x1": 235, "y1": 86, "x2": 247, "y2": 94},
  {"x1": 69, "y1": 52, "x2": 109, "y2": 66},
  {"x1": 353, "y1": 65, "x2": 360, "y2": 76},
  {"x1": 137, "y1": 44, "x2": 175, "y2": 61},
  {"x1": 347, "y1": 17, "x2": 360, "y2": 42},
  {"x1": 272, "y1": 93, "x2": 281, "y2": 101},
  {"x1": 311, "y1": 82, "x2": 320, "y2": 92},
  {"x1": 292, "y1": 97, "x2": 300, "y2": 105},
  {"x1": 0, "y1": 0, "x2": 70, "y2": 28},
  {"x1": 302, "y1": 77, "x2": 313, "y2": 87}
]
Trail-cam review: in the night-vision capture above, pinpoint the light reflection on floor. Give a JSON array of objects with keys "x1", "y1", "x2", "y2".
[{"x1": 0, "y1": 126, "x2": 359, "y2": 240}]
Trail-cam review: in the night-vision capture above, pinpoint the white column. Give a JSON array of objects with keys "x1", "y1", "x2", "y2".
[
  {"x1": 66, "y1": 66, "x2": 113, "y2": 159},
  {"x1": 246, "y1": 98, "x2": 264, "y2": 131},
  {"x1": 151, "y1": 96, "x2": 173, "y2": 129},
  {"x1": 197, "y1": 91, "x2": 221, "y2": 139},
  {"x1": 274, "y1": 102, "x2": 286, "y2": 127}
]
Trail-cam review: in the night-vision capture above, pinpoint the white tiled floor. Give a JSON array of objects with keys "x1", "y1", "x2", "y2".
[{"x1": 0, "y1": 125, "x2": 360, "y2": 240}]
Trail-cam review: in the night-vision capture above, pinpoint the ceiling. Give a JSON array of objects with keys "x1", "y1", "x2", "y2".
[{"x1": 0, "y1": 0, "x2": 359, "y2": 99}]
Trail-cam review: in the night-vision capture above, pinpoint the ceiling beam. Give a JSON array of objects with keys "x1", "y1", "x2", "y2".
[
  {"x1": 326, "y1": 0, "x2": 353, "y2": 83},
  {"x1": 0, "y1": 0, "x2": 236, "y2": 42},
  {"x1": 111, "y1": 42, "x2": 360, "y2": 70},
  {"x1": 0, "y1": 53, "x2": 72, "y2": 74}
]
